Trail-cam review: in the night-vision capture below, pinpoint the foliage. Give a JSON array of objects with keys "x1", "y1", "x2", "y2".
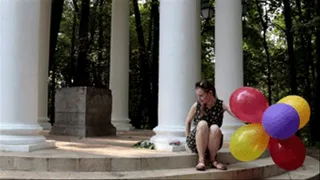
[{"x1": 133, "y1": 140, "x2": 155, "y2": 149}]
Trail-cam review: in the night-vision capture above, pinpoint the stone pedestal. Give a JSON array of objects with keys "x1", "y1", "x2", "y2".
[{"x1": 50, "y1": 87, "x2": 116, "y2": 137}]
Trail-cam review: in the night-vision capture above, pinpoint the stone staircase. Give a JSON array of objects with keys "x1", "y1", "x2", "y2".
[
  {"x1": 0, "y1": 132, "x2": 319, "y2": 179},
  {"x1": 0, "y1": 149, "x2": 318, "y2": 179}
]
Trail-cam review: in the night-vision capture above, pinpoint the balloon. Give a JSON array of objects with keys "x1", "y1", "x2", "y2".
[
  {"x1": 230, "y1": 87, "x2": 269, "y2": 123},
  {"x1": 278, "y1": 95, "x2": 311, "y2": 129},
  {"x1": 230, "y1": 124, "x2": 269, "y2": 162},
  {"x1": 262, "y1": 103, "x2": 299, "y2": 140},
  {"x1": 269, "y1": 136, "x2": 306, "y2": 170}
]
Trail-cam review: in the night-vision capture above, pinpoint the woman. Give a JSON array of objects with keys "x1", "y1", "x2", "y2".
[{"x1": 185, "y1": 79, "x2": 235, "y2": 171}]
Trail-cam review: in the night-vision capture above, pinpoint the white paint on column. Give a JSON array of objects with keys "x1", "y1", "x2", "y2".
[
  {"x1": 0, "y1": 0, "x2": 55, "y2": 152},
  {"x1": 38, "y1": 0, "x2": 52, "y2": 130},
  {"x1": 150, "y1": 0, "x2": 201, "y2": 152},
  {"x1": 109, "y1": 0, "x2": 134, "y2": 131},
  {"x1": 215, "y1": 0, "x2": 245, "y2": 143}
]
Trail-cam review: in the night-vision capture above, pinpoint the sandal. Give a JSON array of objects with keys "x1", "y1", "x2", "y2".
[
  {"x1": 196, "y1": 161, "x2": 206, "y2": 171},
  {"x1": 211, "y1": 161, "x2": 227, "y2": 170}
]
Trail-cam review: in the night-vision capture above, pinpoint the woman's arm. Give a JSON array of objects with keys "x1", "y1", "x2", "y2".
[
  {"x1": 185, "y1": 102, "x2": 197, "y2": 136},
  {"x1": 222, "y1": 103, "x2": 237, "y2": 119}
]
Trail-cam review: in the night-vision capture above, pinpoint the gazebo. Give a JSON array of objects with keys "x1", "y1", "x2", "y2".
[
  {"x1": 0, "y1": 0, "x2": 244, "y2": 152},
  {"x1": 1, "y1": 1, "x2": 320, "y2": 180}
]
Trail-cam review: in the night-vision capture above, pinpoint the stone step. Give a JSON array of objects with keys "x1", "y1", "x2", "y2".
[
  {"x1": 0, "y1": 157, "x2": 285, "y2": 179},
  {"x1": 0, "y1": 148, "x2": 269, "y2": 172},
  {"x1": 266, "y1": 156, "x2": 320, "y2": 180},
  {"x1": 1, "y1": 157, "x2": 318, "y2": 180}
]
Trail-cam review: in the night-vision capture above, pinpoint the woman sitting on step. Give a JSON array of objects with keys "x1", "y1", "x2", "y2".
[{"x1": 185, "y1": 79, "x2": 235, "y2": 171}]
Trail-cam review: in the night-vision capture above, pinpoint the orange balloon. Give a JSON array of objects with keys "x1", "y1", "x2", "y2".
[{"x1": 278, "y1": 95, "x2": 311, "y2": 129}]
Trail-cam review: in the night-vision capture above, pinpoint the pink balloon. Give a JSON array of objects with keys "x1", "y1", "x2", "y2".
[{"x1": 230, "y1": 87, "x2": 269, "y2": 123}]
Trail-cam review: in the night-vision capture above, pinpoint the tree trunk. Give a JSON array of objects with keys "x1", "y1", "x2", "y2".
[
  {"x1": 48, "y1": 0, "x2": 64, "y2": 72},
  {"x1": 97, "y1": 0, "x2": 106, "y2": 87},
  {"x1": 147, "y1": 7, "x2": 153, "y2": 53},
  {"x1": 296, "y1": 0, "x2": 312, "y2": 104},
  {"x1": 145, "y1": 2, "x2": 154, "y2": 128},
  {"x1": 311, "y1": 0, "x2": 320, "y2": 145},
  {"x1": 283, "y1": 0, "x2": 298, "y2": 95},
  {"x1": 48, "y1": 0, "x2": 64, "y2": 124},
  {"x1": 256, "y1": 0, "x2": 272, "y2": 104},
  {"x1": 133, "y1": 0, "x2": 150, "y2": 128},
  {"x1": 304, "y1": 0, "x2": 317, "y2": 86},
  {"x1": 73, "y1": 0, "x2": 91, "y2": 86},
  {"x1": 68, "y1": 0, "x2": 79, "y2": 87},
  {"x1": 87, "y1": 0, "x2": 101, "y2": 87},
  {"x1": 149, "y1": 0, "x2": 160, "y2": 128},
  {"x1": 295, "y1": 0, "x2": 314, "y2": 138}
]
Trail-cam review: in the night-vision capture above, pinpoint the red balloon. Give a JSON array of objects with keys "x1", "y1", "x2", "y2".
[
  {"x1": 267, "y1": 139, "x2": 271, "y2": 149},
  {"x1": 269, "y1": 136, "x2": 306, "y2": 170},
  {"x1": 229, "y1": 87, "x2": 269, "y2": 123}
]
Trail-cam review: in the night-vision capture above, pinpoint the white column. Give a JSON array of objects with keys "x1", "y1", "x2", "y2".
[
  {"x1": 38, "y1": 0, "x2": 52, "y2": 130},
  {"x1": 215, "y1": 0, "x2": 245, "y2": 144},
  {"x1": 109, "y1": 0, "x2": 134, "y2": 131},
  {"x1": 150, "y1": 0, "x2": 201, "y2": 152},
  {"x1": 0, "y1": 0, "x2": 55, "y2": 152}
]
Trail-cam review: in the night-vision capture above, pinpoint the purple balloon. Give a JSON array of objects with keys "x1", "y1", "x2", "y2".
[{"x1": 262, "y1": 103, "x2": 299, "y2": 140}]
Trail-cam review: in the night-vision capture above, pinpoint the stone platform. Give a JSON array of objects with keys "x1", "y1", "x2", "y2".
[{"x1": 0, "y1": 130, "x2": 319, "y2": 179}]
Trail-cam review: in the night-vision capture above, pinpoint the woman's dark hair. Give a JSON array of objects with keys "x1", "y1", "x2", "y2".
[{"x1": 195, "y1": 79, "x2": 216, "y2": 97}]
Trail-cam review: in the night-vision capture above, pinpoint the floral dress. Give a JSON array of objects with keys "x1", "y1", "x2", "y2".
[{"x1": 186, "y1": 99, "x2": 224, "y2": 153}]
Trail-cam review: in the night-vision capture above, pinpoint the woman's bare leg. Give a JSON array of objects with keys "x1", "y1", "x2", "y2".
[
  {"x1": 195, "y1": 120, "x2": 209, "y2": 170},
  {"x1": 208, "y1": 125, "x2": 227, "y2": 170}
]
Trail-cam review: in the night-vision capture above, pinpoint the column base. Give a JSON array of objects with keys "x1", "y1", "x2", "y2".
[
  {"x1": 0, "y1": 140, "x2": 56, "y2": 152},
  {"x1": 221, "y1": 115, "x2": 245, "y2": 143},
  {"x1": 0, "y1": 125, "x2": 56, "y2": 152},
  {"x1": 112, "y1": 119, "x2": 135, "y2": 131},
  {"x1": 154, "y1": 143, "x2": 186, "y2": 152},
  {"x1": 38, "y1": 117, "x2": 51, "y2": 130},
  {"x1": 150, "y1": 125, "x2": 186, "y2": 152}
]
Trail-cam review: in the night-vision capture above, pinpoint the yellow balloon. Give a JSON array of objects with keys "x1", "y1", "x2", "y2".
[
  {"x1": 278, "y1": 95, "x2": 311, "y2": 129},
  {"x1": 229, "y1": 123, "x2": 269, "y2": 162}
]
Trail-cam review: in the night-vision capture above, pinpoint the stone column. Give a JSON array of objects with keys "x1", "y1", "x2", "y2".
[
  {"x1": 215, "y1": 0, "x2": 245, "y2": 143},
  {"x1": 109, "y1": 0, "x2": 134, "y2": 131},
  {"x1": 0, "y1": 0, "x2": 55, "y2": 152},
  {"x1": 150, "y1": 0, "x2": 201, "y2": 152},
  {"x1": 38, "y1": 0, "x2": 52, "y2": 130}
]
